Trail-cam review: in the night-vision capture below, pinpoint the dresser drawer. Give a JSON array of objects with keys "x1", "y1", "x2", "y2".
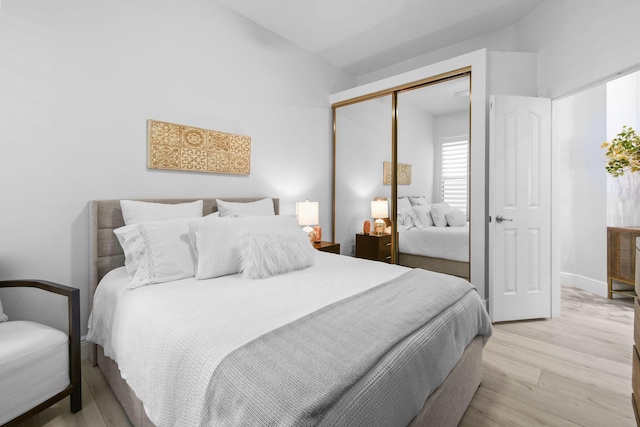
[
  {"x1": 633, "y1": 345, "x2": 640, "y2": 401},
  {"x1": 633, "y1": 393, "x2": 640, "y2": 427},
  {"x1": 635, "y1": 298, "x2": 640, "y2": 349}
]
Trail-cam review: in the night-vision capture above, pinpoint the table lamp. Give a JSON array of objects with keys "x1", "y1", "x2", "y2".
[
  {"x1": 296, "y1": 200, "x2": 319, "y2": 238},
  {"x1": 371, "y1": 200, "x2": 388, "y2": 235}
]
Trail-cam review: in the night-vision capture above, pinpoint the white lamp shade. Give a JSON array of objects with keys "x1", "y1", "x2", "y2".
[
  {"x1": 371, "y1": 200, "x2": 388, "y2": 219},
  {"x1": 296, "y1": 201, "x2": 319, "y2": 226}
]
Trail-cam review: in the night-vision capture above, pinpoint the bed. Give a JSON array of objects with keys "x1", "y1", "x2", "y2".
[
  {"x1": 398, "y1": 224, "x2": 470, "y2": 280},
  {"x1": 87, "y1": 197, "x2": 491, "y2": 427}
]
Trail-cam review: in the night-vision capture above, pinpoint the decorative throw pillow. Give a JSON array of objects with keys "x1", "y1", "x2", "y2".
[
  {"x1": 409, "y1": 196, "x2": 428, "y2": 206},
  {"x1": 216, "y1": 198, "x2": 275, "y2": 217},
  {"x1": 397, "y1": 197, "x2": 411, "y2": 211},
  {"x1": 412, "y1": 205, "x2": 433, "y2": 227},
  {"x1": 430, "y1": 203, "x2": 452, "y2": 227},
  {"x1": 397, "y1": 207, "x2": 422, "y2": 229},
  {"x1": 113, "y1": 217, "x2": 201, "y2": 288},
  {"x1": 0, "y1": 297, "x2": 7, "y2": 322},
  {"x1": 189, "y1": 215, "x2": 299, "y2": 280},
  {"x1": 239, "y1": 229, "x2": 316, "y2": 279},
  {"x1": 120, "y1": 200, "x2": 203, "y2": 226},
  {"x1": 446, "y1": 209, "x2": 467, "y2": 227}
]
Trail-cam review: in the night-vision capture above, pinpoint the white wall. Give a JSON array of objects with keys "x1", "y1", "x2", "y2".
[
  {"x1": 0, "y1": 0, "x2": 355, "y2": 339},
  {"x1": 606, "y1": 71, "x2": 640, "y2": 227},
  {"x1": 397, "y1": 102, "x2": 435, "y2": 201},
  {"x1": 554, "y1": 85, "x2": 608, "y2": 296}
]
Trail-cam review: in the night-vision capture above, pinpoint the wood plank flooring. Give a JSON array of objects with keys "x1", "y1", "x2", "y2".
[{"x1": 13, "y1": 287, "x2": 635, "y2": 427}]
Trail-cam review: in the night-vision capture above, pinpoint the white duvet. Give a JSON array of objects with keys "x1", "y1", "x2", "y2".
[
  {"x1": 398, "y1": 223, "x2": 470, "y2": 262},
  {"x1": 87, "y1": 252, "x2": 410, "y2": 427}
]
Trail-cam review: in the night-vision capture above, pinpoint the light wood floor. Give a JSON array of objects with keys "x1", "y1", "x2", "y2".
[{"x1": 14, "y1": 287, "x2": 636, "y2": 427}]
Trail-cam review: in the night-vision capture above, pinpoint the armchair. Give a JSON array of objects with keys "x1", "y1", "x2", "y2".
[{"x1": 0, "y1": 280, "x2": 81, "y2": 426}]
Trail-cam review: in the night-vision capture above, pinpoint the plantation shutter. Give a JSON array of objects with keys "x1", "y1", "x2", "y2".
[{"x1": 441, "y1": 139, "x2": 468, "y2": 216}]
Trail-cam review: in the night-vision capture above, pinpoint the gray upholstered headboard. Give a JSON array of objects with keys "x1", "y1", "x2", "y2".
[{"x1": 89, "y1": 197, "x2": 279, "y2": 296}]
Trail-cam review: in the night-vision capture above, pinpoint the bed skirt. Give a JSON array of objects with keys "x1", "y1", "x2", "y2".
[
  {"x1": 97, "y1": 336, "x2": 483, "y2": 427},
  {"x1": 399, "y1": 253, "x2": 470, "y2": 280}
]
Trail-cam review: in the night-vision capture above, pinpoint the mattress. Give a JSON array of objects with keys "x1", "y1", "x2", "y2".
[
  {"x1": 88, "y1": 252, "x2": 490, "y2": 426},
  {"x1": 0, "y1": 321, "x2": 69, "y2": 425},
  {"x1": 398, "y1": 223, "x2": 470, "y2": 262}
]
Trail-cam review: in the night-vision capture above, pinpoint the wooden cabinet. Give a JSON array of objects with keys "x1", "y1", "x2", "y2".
[
  {"x1": 355, "y1": 233, "x2": 392, "y2": 263},
  {"x1": 632, "y1": 238, "x2": 640, "y2": 425},
  {"x1": 313, "y1": 241, "x2": 340, "y2": 254},
  {"x1": 607, "y1": 227, "x2": 640, "y2": 299}
]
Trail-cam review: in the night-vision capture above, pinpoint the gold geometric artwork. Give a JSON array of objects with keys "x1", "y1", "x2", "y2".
[
  {"x1": 147, "y1": 119, "x2": 251, "y2": 175},
  {"x1": 383, "y1": 161, "x2": 412, "y2": 185}
]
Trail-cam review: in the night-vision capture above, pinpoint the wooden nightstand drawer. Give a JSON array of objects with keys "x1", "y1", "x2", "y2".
[
  {"x1": 314, "y1": 241, "x2": 340, "y2": 254},
  {"x1": 355, "y1": 233, "x2": 392, "y2": 263},
  {"x1": 633, "y1": 345, "x2": 640, "y2": 401}
]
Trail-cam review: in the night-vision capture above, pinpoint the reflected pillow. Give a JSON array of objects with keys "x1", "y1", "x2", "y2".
[
  {"x1": 397, "y1": 207, "x2": 422, "y2": 229},
  {"x1": 409, "y1": 196, "x2": 428, "y2": 206},
  {"x1": 397, "y1": 197, "x2": 411, "y2": 210},
  {"x1": 412, "y1": 205, "x2": 433, "y2": 227},
  {"x1": 430, "y1": 203, "x2": 452, "y2": 227},
  {"x1": 216, "y1": 198, "x2": 275, "y2": 217},
  {"x1": 120, "y1": 200, "x2": 203, "y2": 226},
  {"x1": 446, "y1": 209, "x2": 467, "y2": 227},
  {"x1": 239, "y1": 229, "x2": 316, "y2": 279}
]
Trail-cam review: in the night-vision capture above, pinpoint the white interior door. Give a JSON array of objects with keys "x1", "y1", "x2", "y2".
[{"x1": 490, "y1": 95, "x2": 552, "y2": 322}]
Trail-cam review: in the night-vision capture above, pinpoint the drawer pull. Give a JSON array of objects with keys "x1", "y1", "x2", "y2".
[
  {"x1": 386, "y1": 243, "x2": 391, "y2": 246},
  {"x1": 386, "y1": 256, "x2": 391, "y2": 260}
]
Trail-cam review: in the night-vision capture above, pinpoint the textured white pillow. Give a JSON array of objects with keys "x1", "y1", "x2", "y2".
[
  {"x1": 397, "y1": 197, "x2": 411, "y2": 210},
  {"x1": 409, "y1": 196, "x2": 428, "y2": 206},
  {"x1": 397, "y1": 207, "x2": 422, "y2": 229},
  {"x1": 430, "y1": 203, "x2": 452, "y2": 227},
  {"x1": 120, "y1": 200, "x2": 203, "y2": 225},
  {"x1": 239, "y1": 229, "x2": 316, "y2": 279},
  {"x1": 114, "y1": 217, "x2": 199, "y2": 288},
  {"x1": 0, "y1": 297, "x2": 7, "y2": 323},
  {"x1": 446, "y1": 209, "x2": 467, "y2": 227},
  {"x1": 216, "y1": 198, "x2": 274, "y2": 217},
  {"x1": 412, "y1": 205, "x2": 433, "y2": 227},
  {"x1": 189, "y1": 215, "x2": 299, "y2": 279}
]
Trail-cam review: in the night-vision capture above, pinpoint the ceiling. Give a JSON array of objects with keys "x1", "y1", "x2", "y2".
[
  {"x1": 214, "y1": 0, "x2": 544, "y2": 76},
  {"x1": 400, "y1": 75, "x2": 470, "y2": 116}
]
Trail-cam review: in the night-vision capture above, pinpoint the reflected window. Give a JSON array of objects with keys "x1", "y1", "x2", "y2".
[{"x1": 439, "y1": 137, "x2": 468, "y2": 217}]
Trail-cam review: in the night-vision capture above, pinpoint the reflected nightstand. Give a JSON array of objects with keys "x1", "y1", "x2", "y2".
[{"x1": 314, "y1": 241, "x2": 340, "y2": 254}]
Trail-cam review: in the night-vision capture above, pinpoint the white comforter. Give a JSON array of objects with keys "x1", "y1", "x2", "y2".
[
  {"x1": 398, "y1": 223, "x2": 469, "y2": 262},
  {"x1": 87, "y1": 252, "x2": 411, "y2": 426}
]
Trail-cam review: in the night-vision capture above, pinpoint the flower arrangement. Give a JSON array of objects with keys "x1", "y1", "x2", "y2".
[{"x1": 601, "y1": 125, "x2": 640, "y2": 177}]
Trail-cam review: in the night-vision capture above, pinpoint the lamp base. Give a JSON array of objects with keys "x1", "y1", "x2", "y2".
[{"x1": 374, "y1": 218, "x2": 386, "y2": 235}]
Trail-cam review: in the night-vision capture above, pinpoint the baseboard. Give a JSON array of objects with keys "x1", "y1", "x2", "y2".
[
  {"x1": 81, "y1": 336, "x2": 89, "y2": 361},
  {"x1": 560, "y1": 272, "x2": 607, "y2": 297}
]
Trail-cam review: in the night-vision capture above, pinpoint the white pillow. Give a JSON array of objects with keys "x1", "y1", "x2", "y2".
[
  {"x1": 397, "y1": 207, "x2": 422, "y2": 229},
  {"x1": 412, "y1": 205, "x2": 433, "y2": 227},
  {"x1": 0, "y1": 297, "x2": 7, "y2": 322},
  {"x1": 409, "y1": 196, "x2": 428, "y2": 206},
  {"x1": 239, "y1": 229, "x2": 316, "y2": 279},
  {"x1": 446, "y1": 209, "x2": 467, "y2": 227},
  {"x1": 397, "y1": 197, "x2": 411, "y2": 210},
  {"x1": 216, "y1": 198, "x2": 274, "y2": 217},
  {"x1": 430, "y1": 203, "x2": 452, "y2": 227},
  {"x1": 120, "y1": 200, "x2": 203, "y2": 225},
  {"x1": 189, "y1": 215, "x2": 299, "y2": 280},
  {"x1": 113, "y1": 217, "x2": 200, "y2": 288}
]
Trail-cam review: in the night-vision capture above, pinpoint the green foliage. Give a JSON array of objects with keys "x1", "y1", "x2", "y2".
[{"x1": 601, "y1": 126, "x2": 640, "y2": 177}]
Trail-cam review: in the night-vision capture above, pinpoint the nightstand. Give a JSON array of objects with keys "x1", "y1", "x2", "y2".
[
  {"x1": 314, "y1": 241, "x2": 340, "y2": 254},
  {"x1": 355, "y1": 233, "x2": 392, "y2": 263}
]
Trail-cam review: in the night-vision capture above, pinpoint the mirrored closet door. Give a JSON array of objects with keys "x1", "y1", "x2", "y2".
[{"x1": 333, "y1": 69, "x2": 471, "y2": 279}]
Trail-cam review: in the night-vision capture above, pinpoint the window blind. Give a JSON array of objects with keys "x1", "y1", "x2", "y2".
[{"x1": 441, "y1": 140, "x2": 468, "y2": 216}]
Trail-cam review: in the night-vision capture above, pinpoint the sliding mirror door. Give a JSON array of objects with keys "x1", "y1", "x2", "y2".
[
  {"x1": 334, "y1": 95, "x2": 392, "y2": 256},
  {"x1": 396, "y1": 75, "x2": 471, "y2": 278}
]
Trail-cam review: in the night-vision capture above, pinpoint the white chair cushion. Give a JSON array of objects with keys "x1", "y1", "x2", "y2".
[{"x1": 0, "y1": 321, "x2": 69, "y2": 425}]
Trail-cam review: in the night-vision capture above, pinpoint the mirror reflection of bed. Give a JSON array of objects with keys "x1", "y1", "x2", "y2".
[{"x1": 396, "y1": 75, "x2": 470, "y2": 279}]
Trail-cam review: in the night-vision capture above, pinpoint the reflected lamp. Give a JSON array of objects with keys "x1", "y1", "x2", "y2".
[{"x1": 371, "y1": 200, "x2": 388, "y2": 235}]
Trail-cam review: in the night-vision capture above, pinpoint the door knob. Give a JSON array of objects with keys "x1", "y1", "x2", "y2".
[{"x1": 495, "y1": 215, "x2": 513, "y2": 223}]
